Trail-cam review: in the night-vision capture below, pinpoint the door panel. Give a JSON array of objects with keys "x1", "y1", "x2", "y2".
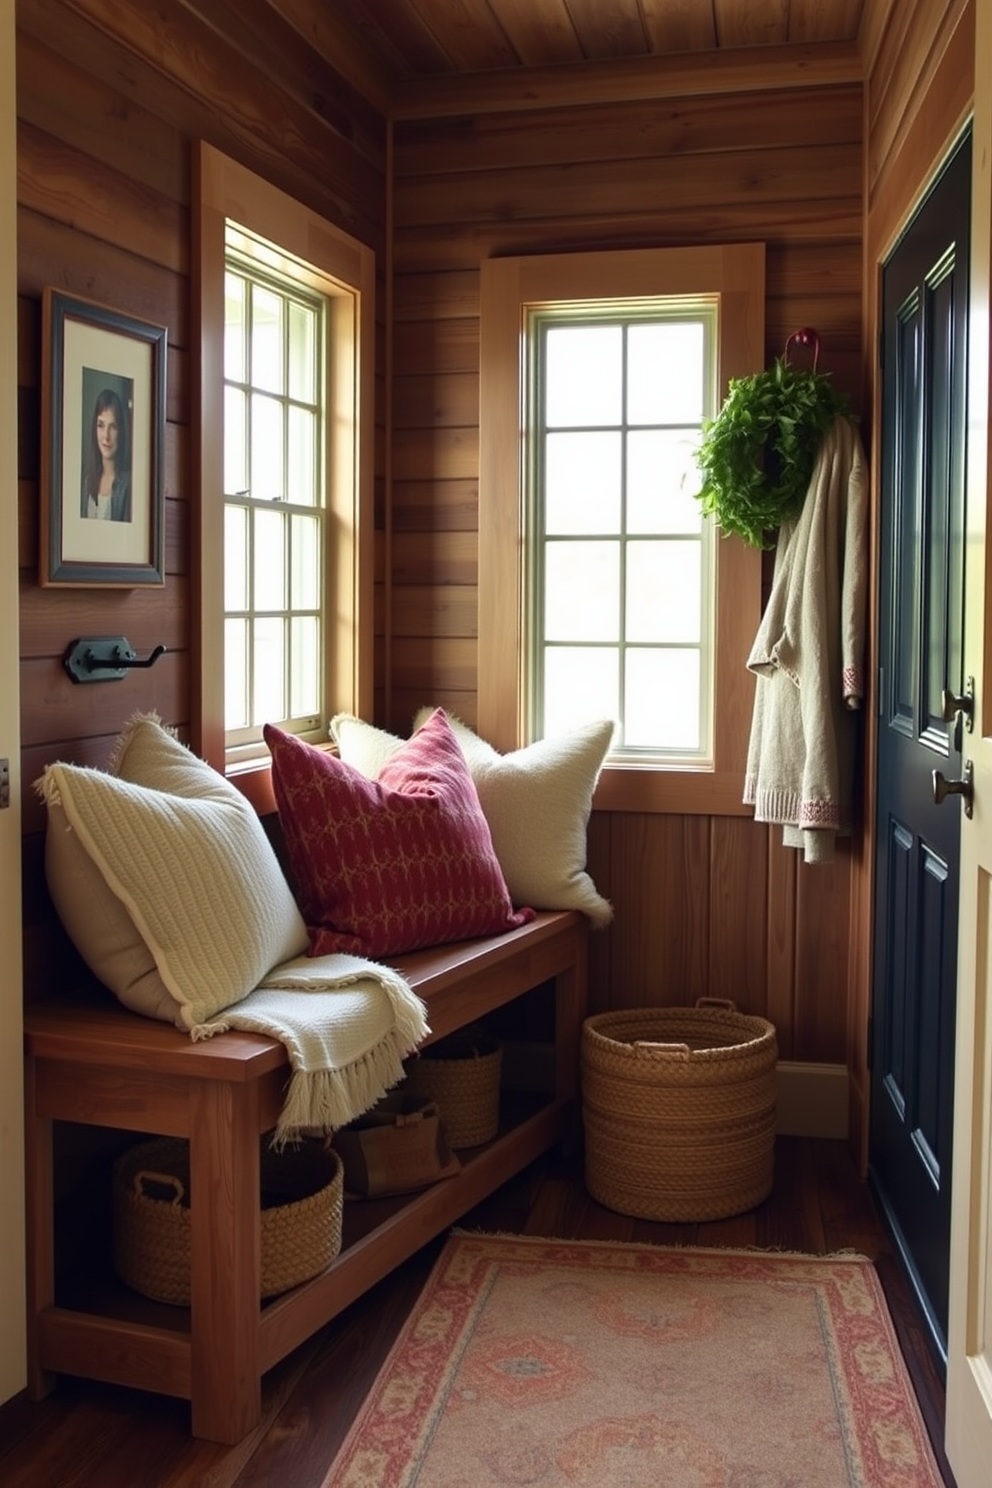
[
  {"x1": 871, "y1": 130, "x2": 971, "y2": 1364},
  {"x1": 946, "y1": 10, "x2": 992, "y2": 1477}
]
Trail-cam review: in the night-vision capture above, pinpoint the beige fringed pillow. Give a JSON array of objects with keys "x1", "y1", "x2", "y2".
[
  {"x1": 39, "y1": 713, "x2": 308, "y2": 1030},
  {"x1": 331, "y1": 711, "x2": 615, "y2": 929}
]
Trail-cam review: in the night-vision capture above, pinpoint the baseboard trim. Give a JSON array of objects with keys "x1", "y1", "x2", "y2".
[{"x1": 775, "y1": 1061, "x2": 849, "y2": 1139}]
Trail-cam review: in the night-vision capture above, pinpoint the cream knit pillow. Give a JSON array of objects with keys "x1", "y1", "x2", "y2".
[
  {"x1": 39, "y1": 714, "x2": 308, "y2": 1029},
  {"x1": 331, "y1": 711, "x2": 615, "y2": 929}
]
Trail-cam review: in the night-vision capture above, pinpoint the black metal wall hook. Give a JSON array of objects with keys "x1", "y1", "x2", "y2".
[{"x1": 64, "y1": 636, "x2": 167, "y2": 684}]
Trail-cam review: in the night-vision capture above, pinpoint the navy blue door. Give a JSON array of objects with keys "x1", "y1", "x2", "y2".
[{"x1": 870, "y1": 130, "x2": 971, "y2": 1367}]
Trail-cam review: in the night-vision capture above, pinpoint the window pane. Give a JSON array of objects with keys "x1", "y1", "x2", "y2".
[
  {"x1": 252, "y1": 285, "x2": 284, "y2": 394},
  {"x1": 254, "y1": 507, "x2": 286, "y2": 611},
  {"x1": 224, "y1": 504, "x2": 248, "y2": 611},
  {"x1": 627, "y1": 322, "x2": 705, "y2": 424},
  {"x1": 530, "y1": 303, "x2": 716, "y2": 761},
  {"x1": 627, "y1": 429, "x2": 703, "y2": 534},
  {"x1": 224, "y1": 386, "x2": 247, "y2": 497},
  {"x1": 546, "y1": 325, "x2": 622, "y2": 427},
  {"x1": 223, "y1": 228, "x2": 333, "y2": 753},
  {"x1": 288, "y1": 301, "x2": 316, "y2": 403},
  {"x1": 250, "y1": 393, "x2": 284, "y2": 502},
  {"x1": 288, "y1": 406, "x2": 316, "y2": 506},
  {"x1": 546, "y1": 431, "x2": 621, "y2": 533},
  {"x1": 624, "y1": 648, "x2": 701, "y2": 749},
  {"x1": 225, "y1": 272, "x2": 246, "y2": 382},
  {"x1": 626, "y1": 540, "x2": 701, "y2": 643},
  {"x1": 545, "y1": 540, "x2": 619, "y2": 641},
  {"x1": 253, "y1": 616, "x2": 285, "y2": 723},
  {"x1": 544, "y1": 646, "x2": 619, "y2": 735},
  {"x1": 291, "y1": 615, "x2": 319, "y2": 717},
  {"x1": 291, "y1": 513, "x2": 320, "y2": 609},
  {"x1": 225, "y1": 617, "x2": 248, "y2": 729}
]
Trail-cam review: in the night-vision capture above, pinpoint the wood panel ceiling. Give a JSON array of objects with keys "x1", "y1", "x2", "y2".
[{"x1": 334, "y1": 0, "x2": 866, "y2": 81}]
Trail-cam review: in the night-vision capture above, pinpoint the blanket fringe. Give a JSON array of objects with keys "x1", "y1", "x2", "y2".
[{"x1": 273, "y1": 1030, "x2": 409, "y2": 1146}]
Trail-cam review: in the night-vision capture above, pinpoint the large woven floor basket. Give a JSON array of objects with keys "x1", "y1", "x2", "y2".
[
  {"x1": 113, "y1": 1135, "x2": 344, "y2": 1305},
  {"x1": 582, "y1": 1001, "x2": 778, "y2": 1222}
]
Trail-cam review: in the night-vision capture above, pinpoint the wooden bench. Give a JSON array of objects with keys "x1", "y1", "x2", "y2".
[{"x1": 23, "y1": 909, "x2": 588, "y2": 1444}]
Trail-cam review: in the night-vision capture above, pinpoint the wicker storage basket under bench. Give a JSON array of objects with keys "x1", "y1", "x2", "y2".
[
  {"x1": 581, "y1": 999, "x2": 777, "y2": 1222},
  {"x1": 113, "y1": 1135, "x2": 344, "y2": 1304}
]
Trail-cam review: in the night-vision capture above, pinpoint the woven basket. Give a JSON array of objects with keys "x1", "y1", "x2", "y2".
[
  {"x1": 112, "y1": 1135, "x2": 344, "y2": 1305},
  {"x1": 581, "y1": 1000, "x2": 777, "y2": 1222},
  {"x1": 403, "y1": 1032, "x2": 502, "y2": 1147}
]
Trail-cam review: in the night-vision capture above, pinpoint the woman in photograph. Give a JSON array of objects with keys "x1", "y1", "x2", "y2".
[{"x1": 81, "y1": 387, "x2": 131, "y2": 521}]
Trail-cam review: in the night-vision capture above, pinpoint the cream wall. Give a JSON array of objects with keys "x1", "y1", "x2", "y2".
[{"x1": 0, "y1": 0, "x2": 27, "y2": 1406}]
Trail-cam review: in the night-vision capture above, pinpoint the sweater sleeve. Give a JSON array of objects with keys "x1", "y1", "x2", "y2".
[{"x1": 838, "y1": 420, "x2": 870, "y2": 708}]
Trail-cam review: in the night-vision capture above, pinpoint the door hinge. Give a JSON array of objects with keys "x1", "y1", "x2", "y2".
[
  {"x1": 866, "y1": 1014, "x2": 873, "y2": 1072},
  {"x1": 0, "y1": 758, "x2": 9, "y2": 810}
]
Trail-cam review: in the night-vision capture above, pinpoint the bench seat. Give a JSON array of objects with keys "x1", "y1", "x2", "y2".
[{"x1": 23, "y1": 908, "x2": 588, "y2": 1443}]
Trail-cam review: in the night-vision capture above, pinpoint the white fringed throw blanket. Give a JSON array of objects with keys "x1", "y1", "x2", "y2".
[{"x1": 193, "y1": 956, "x2": 430, "y2": 1145}]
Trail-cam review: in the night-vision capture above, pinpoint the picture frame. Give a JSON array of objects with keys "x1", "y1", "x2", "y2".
[{"x1": 40, "y1": 288, "x2": 168, "y2": 587}]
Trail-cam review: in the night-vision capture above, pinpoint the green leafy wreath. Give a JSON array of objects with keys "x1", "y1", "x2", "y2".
[{"x1": 695, "y1": 356, "x2": 851, "y2": 549}]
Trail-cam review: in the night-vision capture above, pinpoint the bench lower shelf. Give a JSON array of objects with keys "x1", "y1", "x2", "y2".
[
  {"x1": 39, "y1": 1096, "x2": 568, "y2": 1401},
  {"x1": 24, "y1": 909, "x2": 588, "y2": 1442}
]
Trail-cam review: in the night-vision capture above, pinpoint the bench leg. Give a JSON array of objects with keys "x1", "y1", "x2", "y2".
[
  {"x1": 188, "y1": 1079, "x2": 261, "y2": 1443},
  {"x1": 23, "y1": 1054, "x2": 56, "y2": 1402},
  {"x1": 554, "y1": 928, "x2": 588, "y2": 1157}
]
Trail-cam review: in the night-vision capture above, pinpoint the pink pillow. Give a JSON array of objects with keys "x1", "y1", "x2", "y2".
[{"x1": 265, "y1": 710, "x2": 534, "y2": 958}]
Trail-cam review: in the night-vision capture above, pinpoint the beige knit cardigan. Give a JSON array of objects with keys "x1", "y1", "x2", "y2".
[{"x1": 743, "y1": 416, "x2": 869, "y2": 864}]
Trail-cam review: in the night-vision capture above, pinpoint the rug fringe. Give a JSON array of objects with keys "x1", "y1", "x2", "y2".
[{"x1": 448, "y1": 1228, "x2": 872, "y2": 1262}]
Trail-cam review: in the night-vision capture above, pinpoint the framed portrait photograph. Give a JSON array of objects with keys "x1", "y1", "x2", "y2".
[{"x1": 40, "y1": 289, "x2": 168, "y2": 587}]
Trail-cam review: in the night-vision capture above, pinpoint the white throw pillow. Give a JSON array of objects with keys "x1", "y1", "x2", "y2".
[
  {"x1": 38, "y1": 713, "x2": 309, "y2": 1029},
  {"x1": 331, "y1": 711, "x2": 615, "y2": 928}
]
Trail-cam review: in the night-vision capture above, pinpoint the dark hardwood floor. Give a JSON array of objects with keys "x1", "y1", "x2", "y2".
[{"x1": 0, "y1": 1135, "x2": 956, "y2": 1488}]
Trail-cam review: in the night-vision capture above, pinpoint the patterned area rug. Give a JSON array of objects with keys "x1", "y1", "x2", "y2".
[{"x1": 326, "y1": 1231, "x2": 945, "y2": 1488}]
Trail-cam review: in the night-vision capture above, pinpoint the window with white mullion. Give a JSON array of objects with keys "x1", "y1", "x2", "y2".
[
  {"x1": 528, "y1": 304, "x2": 716, "y2": 760},
  {"x1": 223, "y1": 244, "x2": 325, "y2": 746}
]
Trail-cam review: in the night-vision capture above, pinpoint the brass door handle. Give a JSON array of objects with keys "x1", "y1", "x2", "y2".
[{"x1": 932, "y1": 762, "x2": 974, "y2": 817}]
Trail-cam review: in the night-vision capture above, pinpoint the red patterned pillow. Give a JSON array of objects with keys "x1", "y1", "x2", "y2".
[{"x1": 265, "y1": 710, "x2": 534, "y2": 958}]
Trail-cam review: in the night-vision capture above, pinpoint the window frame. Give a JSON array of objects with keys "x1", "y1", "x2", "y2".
[
  {"x1": 194, "y1": 142, "x2": 375, "y2": 808},
  {"x1": 479, "y1": 244, "x2": 764, "y2": 815}
]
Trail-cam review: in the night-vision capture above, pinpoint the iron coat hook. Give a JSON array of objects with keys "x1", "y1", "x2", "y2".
[{"x1": 63, "y1": 636, "x2": 167, "y2": 684}]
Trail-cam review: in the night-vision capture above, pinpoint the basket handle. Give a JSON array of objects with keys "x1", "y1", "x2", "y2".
[
  {"x1": 695, "y1": 997, "x2": 736, "y2": 1012},
  {"x1": 133, "y1": 1169, "x2": 185, "y2": 1206},
  {"x1": 633, "y1": 1040, "x2": 691, "y2": 1060}
]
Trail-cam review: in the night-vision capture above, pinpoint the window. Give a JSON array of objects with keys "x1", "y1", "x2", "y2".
[
  {"x1": 223, "y1": 241, "x2": 326, "y2": 750},
  {"x1": 479, "y1": 245, "x2": 764, "y2": 814},
  {"x1": 528, "y1": 304, "x2": 718, "y2": 761},
  {"x1": 195, "y1": 144, "x2": 375, "y2": 797}
]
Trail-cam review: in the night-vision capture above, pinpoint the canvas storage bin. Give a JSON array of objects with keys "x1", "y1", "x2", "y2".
[
  {"x1": 581, "y1": 999, "x2": 777, "y2": 1222},
  {"x1": 112, "y1": 1134, "x2": 344, "y2": 1304},
  {"x1": 332, "y1": 1091, "x2": 461, "y2": 1197},
  {"x1": 403, "y1": 1031, "x2": 503, "y2": 1147}
]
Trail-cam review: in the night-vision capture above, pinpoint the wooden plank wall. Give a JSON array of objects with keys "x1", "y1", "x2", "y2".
[
  {"x1": 15, "y1": 1, "x2": 967, "y2": 1100},
  {"x1": 848, "y1": 0, "x2": 974, "y2": 1160},
  {"x1": 14, "y1": 0, "x2": 387, "y2": 1000},
  {"x1": 389, "y1": 56, "x2": 865, "y2": 1060}
]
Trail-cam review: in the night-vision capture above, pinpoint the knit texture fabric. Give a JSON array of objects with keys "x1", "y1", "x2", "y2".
[
  {"x1": 268, "y1": 709, "x2": 532, "y2": 958},
  {"x1": 36, "y1": 714, "x2": 308, "y2": 1028},
  {"x1": 743, "y1": 417, "x2": 869, "y2": 863},
  {"x1": 194, "y1": 954, "x2": 429, "y2": 1145}
]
